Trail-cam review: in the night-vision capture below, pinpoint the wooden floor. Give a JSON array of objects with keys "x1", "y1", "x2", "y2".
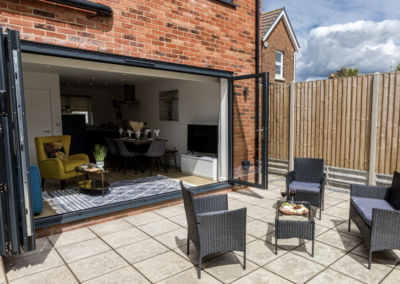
[{"x1": 36, "y1": 163, "x2": 217, "y2": 219}]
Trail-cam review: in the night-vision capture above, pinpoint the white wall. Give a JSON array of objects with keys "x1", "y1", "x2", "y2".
[{"x1": 121, "y1": 79, "x2": 220, "y2": 166}]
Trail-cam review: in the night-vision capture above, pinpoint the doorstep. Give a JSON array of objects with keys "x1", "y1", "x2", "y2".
[{"x1": 35, "y1": 186, "x2": 236, "y2": 238}]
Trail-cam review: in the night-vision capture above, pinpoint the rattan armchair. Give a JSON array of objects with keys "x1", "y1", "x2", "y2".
[
  {"x1": 180, "y1": 181, "x2": 247, "y2": 279},
  {"x1": 286, "y1": 158, "x2": 326, "y2": 219},
  {"x1": 349, "y1": 171, "x2": 400, "y2": 269}
]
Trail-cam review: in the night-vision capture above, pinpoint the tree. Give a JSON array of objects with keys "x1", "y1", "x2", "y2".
[
  {"x1": 395, "y1": 62, "x2": 400, "y2": 72},
  {"x1": 334, "y1": 66, "x2": 359, "y2": 78}
]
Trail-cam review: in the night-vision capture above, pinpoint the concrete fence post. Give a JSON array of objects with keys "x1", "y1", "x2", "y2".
[
  {"x1": 288, "y1": 81, "x2": 295, "y2": 171},
  {"x1": 368, "y1": 72, "x2": 380, "y2": 185}
]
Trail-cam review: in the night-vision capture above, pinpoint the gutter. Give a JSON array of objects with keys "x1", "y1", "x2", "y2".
[{"x1": 41, "y1": 0, "x2": 112, "y2": 17}]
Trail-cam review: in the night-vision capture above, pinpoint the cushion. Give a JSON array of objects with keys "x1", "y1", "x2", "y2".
[
  {"x1": 62, "y1": 159, "x2": 87, "y2": 172},
  {"x1": 289, "y1": 181, "x2": 321, "y2": 193},
  {"x1": 43, "y1": 141, "x2": 68, "y2": 160},
  {"x1": 351, "y1": 196, "x2": 395, "y2": 227},
  {"x1": 389, "y1": 171, "x2": 400, "y2": 210}
]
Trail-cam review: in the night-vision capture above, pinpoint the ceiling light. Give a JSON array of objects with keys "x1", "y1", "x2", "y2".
[
  {"x1": 67, "y1": 84, "x2": 70, "y2": 86},
  {"x1": 105, "y1": 83, "x2": 108, "y2": 85},
  {"x1": 46, "y1": 66, "x2": 50, "y2": 68},
  {"x1": 78, "y1": 81, "x2": 81, "y2": 83},
  {"x1": 92, "y1": 77, "x2": 95, "y2": 79},
  {"x1": 124, "y1": 74, "x2": 126, "y2": 76},
  {"x1": 121, "y1": 79, "x2": 123, "y2": 81}
]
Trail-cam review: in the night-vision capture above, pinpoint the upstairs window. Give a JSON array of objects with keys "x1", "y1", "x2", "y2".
[{"x1": 275, "y1": 51, "x2": 283, "y2": 79}]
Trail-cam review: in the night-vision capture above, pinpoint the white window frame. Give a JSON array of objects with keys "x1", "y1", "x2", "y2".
[{"x1": 275, "y1": 51, "x2": 284, "y2": 80}]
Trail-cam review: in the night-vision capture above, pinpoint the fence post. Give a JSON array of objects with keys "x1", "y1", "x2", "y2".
[
  {"x1": 288, "y1": 81, "x2": 295, "y2": 171},
  {"x1": 368, "y1": 72, "x2": 379, "y2": 185}
]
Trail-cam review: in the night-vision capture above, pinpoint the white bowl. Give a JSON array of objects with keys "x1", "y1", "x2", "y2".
[{"x1": 283, "y1": 206, "x2": 292, "y2": 210}]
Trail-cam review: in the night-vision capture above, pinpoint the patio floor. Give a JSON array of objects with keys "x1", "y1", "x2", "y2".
[{"x1": 2, "y1": 177, "x2": 400, "y2": 284}]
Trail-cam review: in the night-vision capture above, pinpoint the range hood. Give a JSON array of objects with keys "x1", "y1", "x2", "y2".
[{"x1": 113, "y1": 85, "x2": 140, "y2": 105}]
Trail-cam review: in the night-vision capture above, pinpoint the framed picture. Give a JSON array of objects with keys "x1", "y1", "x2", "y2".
[{"x1": 159, "y1": 90, "x2": 179, "y2": 121}]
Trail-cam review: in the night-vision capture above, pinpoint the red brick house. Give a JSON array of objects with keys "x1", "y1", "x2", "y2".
[
  {"x1": 0, "y1": 0, "x2": 270, "y2": 254},
  {"x1": 261, "y1": 8, "x2": 300, "y2": 83}
]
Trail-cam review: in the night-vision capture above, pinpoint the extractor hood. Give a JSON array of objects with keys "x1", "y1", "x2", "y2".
[{"x1": 113, "y1": 85, "x2": 140, "y2": 107}]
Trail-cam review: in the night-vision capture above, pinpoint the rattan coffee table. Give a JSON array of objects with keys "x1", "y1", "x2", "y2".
[
  {"x1": 75, "y1": 166, "x2": 110, "y2": 197},
  {"x1": 275, "y1": 200, "x2": 315, "y2": 256}
]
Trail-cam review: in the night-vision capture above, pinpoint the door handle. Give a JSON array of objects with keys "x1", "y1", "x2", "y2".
[
  {"x1": 256, "y1": 129, "x2": 263, "y2": 132},
  {"x1": 44, "y1": 130, "x2": 51, "y2": 133}
]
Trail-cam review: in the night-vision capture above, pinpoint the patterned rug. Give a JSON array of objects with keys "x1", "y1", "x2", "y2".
[{"x1": 45, "y1": 175, "x2": 194, "y2": 213}]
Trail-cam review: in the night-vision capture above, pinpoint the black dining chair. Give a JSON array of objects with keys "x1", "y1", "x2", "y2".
[
  {"x1": 115, "y1": 139, "x2": 142, "y2": 175},
  {"x1": 104, "y1": 137, "x2": 120, "y2": 171},
  {"x1": 142, "y1": 140, "x2": 168, "y2": 175}
]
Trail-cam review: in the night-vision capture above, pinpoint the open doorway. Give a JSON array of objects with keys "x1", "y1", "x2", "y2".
[{"x1": 22, "y1": 54, "x2": 229, "y2": 219}]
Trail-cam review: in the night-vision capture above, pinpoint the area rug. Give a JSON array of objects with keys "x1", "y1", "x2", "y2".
[{"x1": 45, "y1": 175, "x2": 194, "y2": 213}]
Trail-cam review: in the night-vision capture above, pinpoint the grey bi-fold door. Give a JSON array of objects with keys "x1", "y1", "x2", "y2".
[
  {"x1": 228, "y1": 73, "x2": 269, "y2": 189},
  {"x1": 0, "y1": 28, "x2": 36, "y2": 256}
]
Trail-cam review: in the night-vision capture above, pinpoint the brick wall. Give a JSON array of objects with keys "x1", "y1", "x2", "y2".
[
  {"x1": 0, "y1": 0, "x2": 259, "y2": 76},
  {"x1": 261, "y1": 19, "x2": 295, "y2": 83}
]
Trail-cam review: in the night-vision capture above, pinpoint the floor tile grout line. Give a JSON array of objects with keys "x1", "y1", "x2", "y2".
[
  {"x1": 4, "y1": 260, "x2": 66, "y2": 283},
  {"x1": 52, "y1": 247, "x2": 82, "y2": 283}
]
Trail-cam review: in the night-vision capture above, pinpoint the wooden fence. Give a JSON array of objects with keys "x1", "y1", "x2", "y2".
[{"x1": 268, "y1": 72, "x2": 400, "y2": 176}]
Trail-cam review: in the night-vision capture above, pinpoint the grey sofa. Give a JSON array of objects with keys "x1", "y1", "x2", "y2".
[
  {"x1": 349, "y1": 171, "x2": 400, "y2": 269},
  {"x1": 180, "y1": 181, "x2": 247, "y2": 279},
  {"x1": 286, "y1": 157, "x2": 326, "y2": 219}
]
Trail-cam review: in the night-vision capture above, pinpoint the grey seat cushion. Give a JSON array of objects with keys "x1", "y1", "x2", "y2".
[
  {"x1": 289, "y1": 181, "x2": 321, "y2": 193},
  {"x1": 351, "y1": 196, "x2": 395, "y2": 227}
]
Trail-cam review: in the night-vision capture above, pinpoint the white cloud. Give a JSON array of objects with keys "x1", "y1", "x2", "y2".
[{"x1": 297, "y1": 20, "x2": 400, "y2": 81}]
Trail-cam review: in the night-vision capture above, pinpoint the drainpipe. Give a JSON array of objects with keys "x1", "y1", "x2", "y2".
[{"x1": 256, "y1": 0, "x2": 260, "y2": 73}]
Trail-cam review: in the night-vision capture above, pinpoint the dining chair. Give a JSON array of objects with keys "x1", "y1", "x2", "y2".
[
  {"x1": 104, "y1": 137, "x2": 120, "y2": 171},
  {"x1": 142, "y1": 140, "x2": 168, "y2": 175},
  {"x1": 115, "y1": 139, "x2": 142, "y2": 175}
]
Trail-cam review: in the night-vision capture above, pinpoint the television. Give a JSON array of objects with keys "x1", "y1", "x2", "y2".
[{"x1": 187, "y1": 124, "x2": 218, "y2": 155}]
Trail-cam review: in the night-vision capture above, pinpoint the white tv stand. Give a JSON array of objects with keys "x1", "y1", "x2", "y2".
[{"x1": 181, "y1": 153, "x2": 218, "y2": 181}]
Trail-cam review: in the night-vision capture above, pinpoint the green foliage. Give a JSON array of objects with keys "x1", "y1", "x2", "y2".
[
  {"x1": 92, "y1": 144, "x2": 108, "y2": 162},
  {"x1": 395, "y1": 62, "x2": 400, "y2": 72},
  {"x1": 334, "y1": 66, "x2": 360, "y2": 78}
]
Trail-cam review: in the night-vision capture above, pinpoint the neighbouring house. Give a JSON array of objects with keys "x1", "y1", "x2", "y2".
[
  {"x1": 0, "y1": 0, "x2": 270, "y2": 256},
  {"x1": 261, "y1": 8, "x2": 300, "y2": 83}
]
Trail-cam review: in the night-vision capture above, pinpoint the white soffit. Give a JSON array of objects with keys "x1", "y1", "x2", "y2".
[{"x1": 21, "y1": 53, "x2": 220, "y2": 84}]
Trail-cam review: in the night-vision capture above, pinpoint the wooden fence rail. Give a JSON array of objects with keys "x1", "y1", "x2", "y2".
[{"x1": 268, "y1": 71, "x2": 400, "y2": 177}]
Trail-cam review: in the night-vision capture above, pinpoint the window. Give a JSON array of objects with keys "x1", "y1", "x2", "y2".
[
  {"x1": 61, "y1": 96, "x2": 92, "y2": 124},
  {"x1": 275, "y1": 51, "x2": 283, "y2": 79}
]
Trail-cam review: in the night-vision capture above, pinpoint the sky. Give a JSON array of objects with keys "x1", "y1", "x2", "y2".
[{"x1": 262, "y1": 0, "x2": 400, "y2": 81}]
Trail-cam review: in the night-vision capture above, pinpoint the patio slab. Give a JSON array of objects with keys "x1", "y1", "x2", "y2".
[
  {"x1": 124, "y1": 211, "x2": 165, "y2": 226},
  {"x1": 7, "y1": 265, "x2": 78, "y2": 284},
  {"x1": 231, "y1": 267, "x2": 292, "y2": 284},
  {"x1": 202, "y1": 252, "x2": 258, "y2": 284},
  {"x1": 56, "y1": 238, "x2": 110, "y2": 263},
  {"x1": 116, "y1": 238, "x2": 169, "y2": 264},
  {"x1": 306, "y1": 268, "x2": 363, "y2": 284},
  {"x1": 89, "y1": 219, "x2": 133, "y2": 237},
  {"x1": 101, "y1": 227, "x2": 150, "y2": 249},
  {"x1": 133, "y1": 251, "x2": 193, "y2": 283},
  {"x1": 47, "y1": 227, "x2": 97, "y2": 248},
  {"x1": 264, "y1": 252, "x2": 325, "y2": 284},
  {"x1": 137, "y1": 219, "x2": 182, "y2": 237},
  {"x1": 330, "y1": 253, "x2": 392, "y2": 283}
]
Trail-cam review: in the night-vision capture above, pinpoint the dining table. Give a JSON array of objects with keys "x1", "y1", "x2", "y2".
[{"x1": 113, "y1": 137, "x2": 168, "y2": 154}]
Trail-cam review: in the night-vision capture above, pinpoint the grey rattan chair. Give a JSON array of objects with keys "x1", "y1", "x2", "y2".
[
  {"x1": 286, "y1": 158, "x2": 326, "y2": 219},
  {"x1": 142, "y1": 140, "x2": 168, "y2": 175},
  {"x1": 115, "y1": 139, "x2": 141, "y2": 175},
  {"x1": 104, "y1": 137, "x2": 120, "y2": 171},
  {"x1": 180, "y1": 181, "x2": 247, "y2": 279},
  {"x1": 349, "y1": 171, "x2": 400, "y2": 269}
]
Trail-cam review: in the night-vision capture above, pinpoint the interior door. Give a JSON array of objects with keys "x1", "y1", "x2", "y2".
[
  {"x1": 0, "y1": 28, "x2": 36, "y2": 256},
  {"x1": 25, "y1": 89, "x2": 52, "y2": 165},
  {"x1": 228, "y1": 73, "x2": 269, "y2": 189}
]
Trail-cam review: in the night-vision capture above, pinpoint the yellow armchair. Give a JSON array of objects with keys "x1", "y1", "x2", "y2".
[{"x1": 34, "y1": 135, "x2": 89, "y2": 189}]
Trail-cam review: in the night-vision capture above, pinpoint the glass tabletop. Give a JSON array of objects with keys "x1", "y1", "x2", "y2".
[
  {"x1": 75, "y1": 165, "x2": 109, "y2": 173},
  {"x1": 276, "y1": 200, "x2": 313, "y2": 222}
]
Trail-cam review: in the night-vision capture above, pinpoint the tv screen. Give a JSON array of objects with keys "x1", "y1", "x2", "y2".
[{"x1": 187, "y1": 124, "x2": 218, "y2": 155}]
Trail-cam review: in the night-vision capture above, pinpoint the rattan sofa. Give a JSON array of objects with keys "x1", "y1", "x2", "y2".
[
  {"x1": 349, "y1": 171, "x2": 400, "y2": 269},
  {"x1": 180, "y1": 181, "x2": 247, "y2": 279},
  {"x1": 286, "y1": 158, "x2": 326, "y2": 219}
]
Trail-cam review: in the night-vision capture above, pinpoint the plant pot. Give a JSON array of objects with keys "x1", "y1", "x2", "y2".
[{"x1": 96, "y1": 161, "x2": 104, "y2": 168}]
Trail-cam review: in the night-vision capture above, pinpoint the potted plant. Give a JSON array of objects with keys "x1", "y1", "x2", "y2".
[{"x1": 92, "y1": 144, "x2": 108, "y2": 169}]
